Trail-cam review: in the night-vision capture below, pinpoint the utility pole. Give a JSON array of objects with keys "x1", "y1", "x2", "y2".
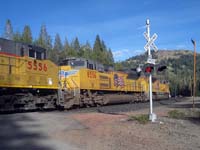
[
  {"x1": 191, "y1": 39, "x2": 196, "y2": 108},
  {"x1": 144, "y1": 19, "x2": 158, "y2": 122}
]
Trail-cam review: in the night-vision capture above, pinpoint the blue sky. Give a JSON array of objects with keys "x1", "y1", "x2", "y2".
[{"x1": 1, "y1": 0, "x2": 200, "y2": 61}]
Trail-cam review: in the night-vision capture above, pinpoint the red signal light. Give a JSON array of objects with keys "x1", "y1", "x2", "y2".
[{"x1": 145, "y1": 66, "x2": 153, "y2": 73}]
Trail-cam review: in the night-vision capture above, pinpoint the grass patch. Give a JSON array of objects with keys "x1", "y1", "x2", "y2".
[
  {"x1": 168, "y1": 110, "x2": 186, "y2": 119},
  {"x1": 128, "y1": 114, "x2": 149, "y2": 124},
  {"x1": 185, "y1": 109, "x2": 200, "y2": 118}
]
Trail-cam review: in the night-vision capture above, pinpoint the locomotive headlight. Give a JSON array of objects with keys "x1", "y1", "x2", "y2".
[
  {"x1": 48, "y1": 78, "x2": 53, "y2": 85},
  {"x1": 136, "y1": 66, "x2": 142, "y2": 73}
]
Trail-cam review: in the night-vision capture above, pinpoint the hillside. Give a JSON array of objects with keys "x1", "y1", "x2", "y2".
[
  {"x1": 115, "y1": 50, "x2": 200, "y2": 97},
  {"x1": 154, "y1": 50, "x2": 193, "y2": 60},
  {"x1": 125, "y1": 50, "x2": 194, "y2": 66}
]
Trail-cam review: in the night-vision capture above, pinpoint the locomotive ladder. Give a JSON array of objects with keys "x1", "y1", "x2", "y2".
[
  {"x1": 57, "y1": 81, "x2": 65, "y2": 107},
  {"x1": 65, "y1": 77, "x2": 79, "y2": 96}
]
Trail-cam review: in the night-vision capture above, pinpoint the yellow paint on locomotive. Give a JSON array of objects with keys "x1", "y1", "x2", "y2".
[
  {"x1": 0, "y1": 54, "x2": 59, "y2": 89},
  {"x1": 60, "y1": 65, "x2": 170, "y2": 98},
  {"x1": 151, "y1": 80, "x2": 169, "y2": 93},
  {"x1": 60, "y1": 67, "x2": 149, "y2": 93},
  {"x1": 59, "y1": 66, "x2": 80, "y2": 90}
]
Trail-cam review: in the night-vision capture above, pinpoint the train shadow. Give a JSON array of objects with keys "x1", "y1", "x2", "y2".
[
  {"x1": 186, "y1": 117, "x2": 200, "y2": 125},
  {"x1": 0, "y1": 114, "x2": 54, "y2": 150},
  {"x1": 0, "y1": 108, "x2": 56, "y2": 115}
]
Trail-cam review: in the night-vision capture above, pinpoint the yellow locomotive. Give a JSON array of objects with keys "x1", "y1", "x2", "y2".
[
  {"x1": 59, "y1": 58, "x2": 170, "y2": 109},
  {"x1": 0, "y1": 38, "x2": 170, "y2": 111},
  {"x1": 0, "y1": 38, "x2": 60, "y2": 111}
]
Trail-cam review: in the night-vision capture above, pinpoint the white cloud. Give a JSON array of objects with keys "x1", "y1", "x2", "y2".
[
  {"x1": 176, "y1": 44, "x2": 186, "y2": 49},
  {"x1": 136, "y1": 25, "x2": 146, "y2": 30},
  {"x1": 113, "y1": 49, "x2": 144, "y2": 61},
  {"x1": 112, "y1": 49, "x2": 129, "y2": 57}
]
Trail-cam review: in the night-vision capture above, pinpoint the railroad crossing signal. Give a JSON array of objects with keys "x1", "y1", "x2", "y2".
[
  {"x1": 144, "y1": 19, "x2": 158, "y2": 122},
  {"x1": 143, "y1": 32, "x2": 158, "y2": 52}
]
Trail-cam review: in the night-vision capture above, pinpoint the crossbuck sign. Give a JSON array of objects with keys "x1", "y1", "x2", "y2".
[{"x1": 143, "y1": 32, "x2": 158, "y2": 52}]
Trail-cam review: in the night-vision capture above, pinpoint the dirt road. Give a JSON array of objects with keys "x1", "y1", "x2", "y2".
[{"x1": 0, "y1": 97, "x2": 199, "y2": 150}]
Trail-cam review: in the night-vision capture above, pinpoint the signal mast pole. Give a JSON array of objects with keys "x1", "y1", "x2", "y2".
[
  {"x1": 145, "y1": 19, "x2": 156, "y2": 122},
  {"x1": 191, "y1": 39, "x2": 196, "y2": 108}
]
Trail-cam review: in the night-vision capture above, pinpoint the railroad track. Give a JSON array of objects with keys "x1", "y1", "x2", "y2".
[
  {"x1": 64, "y1": 98, "x2": 181, "y2": 115},
  {"x1": 0, "y1": 98, "x2": 188, "y2": 115}
]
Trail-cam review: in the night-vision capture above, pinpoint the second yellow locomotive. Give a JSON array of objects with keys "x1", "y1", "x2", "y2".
[{"x1": 59, "y1": 58, "x2": 170, "y2": 109}]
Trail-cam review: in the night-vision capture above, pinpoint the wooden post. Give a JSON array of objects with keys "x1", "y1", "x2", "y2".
[{"x1": 191, "y1": 39, "x2": 196, "y2": 108}]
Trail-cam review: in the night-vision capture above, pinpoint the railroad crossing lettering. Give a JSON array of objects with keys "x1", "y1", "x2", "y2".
[{"x1": 147, "y1": 58, "x2": 156, "y2": 65}]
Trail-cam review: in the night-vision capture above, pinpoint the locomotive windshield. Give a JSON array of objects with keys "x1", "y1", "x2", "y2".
[
  {"x1": 70, "y1": 60, "x2": 85, "y2": 67},
  {"x1": 60, "y1": 58, "x2": 87, "y2": 69}
]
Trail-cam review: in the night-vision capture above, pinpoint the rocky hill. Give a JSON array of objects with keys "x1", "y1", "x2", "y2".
[
  {"x1": 115, "y1": 50, "x2": 200, "y2": 97},
  {"x1": 125, "y1": 50, "x2": 194, "y2": 66}
]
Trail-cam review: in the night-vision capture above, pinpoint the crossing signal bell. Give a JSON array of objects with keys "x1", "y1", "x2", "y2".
[{"x1": 157, "y1": 65, "x2": 167, "y2": 72}]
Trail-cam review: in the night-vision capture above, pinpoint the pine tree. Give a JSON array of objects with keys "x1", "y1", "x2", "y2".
[
  {"x1": 63, "y1": 37, "x2": 70, "y2": 57},
  {"x1": 74, "y1": 37, "x2": 80, "y2": 51},
  {"x1": 108, "y1": 49, "x2": 114, "y2": 65},
  {"x1": 114, "y1": 62, "x2": 123, "y2": 70},
  {"x1": 93, "y1": 35, "x2": 103, "y2": 63},
  {"x1": 66, "y1": 47, "x2": 77, "y2": 57},
  {"x1": 101, "y1": 40, "x2": 109, "y2": 64},
  {"x1": 46, "y1": 35, "x2": 53, "y2": 59},
  {"x1": 4, "y1": 19, "x2": 14, "y2": 40},
  {"x1": 71, "y1": 37, "x2": 80, "y2": 52},
  {"x1": 69, "y1": 37, "x2": 81, "y2": 57},
  {"x1": 13, "y1": 31, "x2": 22, "y2": 42},
  {"x1": 50, "y1": 33, "x2": 63, "y2": 63},
  {"x1": 36, "y1": 24, "x2": 49, "y2": 49},
  {"x1": 49, "y1": 48, "x2": 58, "y2": 64},
  {"x1": 83, "y1": 41, "x2": 92, "y2": 59},
  {"x1": 22, "y1": 25, "x2": 32, "y2": 43},
  {"x1": 64, "y1": 37, "x2": 70, "y2": 51},
  {"x1": 47, "y1": 35, "x2": 53, "y2": 50},
  {"x1": 101, "y1": 40, "x2": 107, "y2": 52},
  {"x1": 53, "y1": 33, "x2": 63, "y2": 51}
]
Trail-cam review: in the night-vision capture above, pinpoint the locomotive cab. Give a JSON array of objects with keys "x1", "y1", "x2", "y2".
[
  {"x1": 27, "y1": 45, "x2": 46, "y2": 60},
  {"x1": 60, "y1": 57, "x2": 105, "y2": 72},
  {"x1": 0, "y1": 38, "x2": 46, "y2": 59}
]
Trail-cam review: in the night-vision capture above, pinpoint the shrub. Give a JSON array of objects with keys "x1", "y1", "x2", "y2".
[
  {"x1": 128, "y1": 114, "x2": 149, "y2": 124},
  {"x1": 168, "y1": 110, "x2": 186, "y2": 119}
]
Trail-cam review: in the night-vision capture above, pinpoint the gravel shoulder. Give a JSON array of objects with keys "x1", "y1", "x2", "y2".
[{"x1": 0, "y1": 97, "x2": 199, "y2": 150}]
